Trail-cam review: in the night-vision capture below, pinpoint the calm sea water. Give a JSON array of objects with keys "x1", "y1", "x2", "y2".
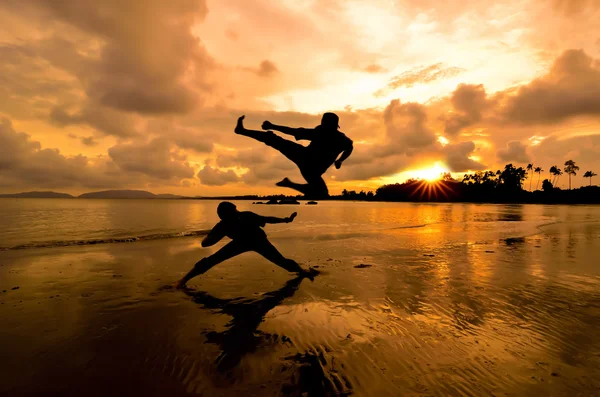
[{"x1": 0, "y1": 198, "x2": 598, "y2": 250}]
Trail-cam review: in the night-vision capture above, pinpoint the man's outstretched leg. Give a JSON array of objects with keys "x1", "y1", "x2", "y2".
[
  {"x1": 175, "y1": 241, "x2": 250, "y2": 289},
  {"x1": 253, "y1": 239, "x2": 318, "y2": 279},
  {"x1": 276, "y1": 174, "x2": 329, "y2": 199},
  {"x1": 235, "y1": 116, "x2": 304, "y2": 165}
]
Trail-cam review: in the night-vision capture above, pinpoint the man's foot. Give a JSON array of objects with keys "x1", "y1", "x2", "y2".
[
  {"x1": 234, "y1": 115, "x2": 246, "y2": 134},
  {"x1": 298, "y1": 267, "x2": 320, "y2": 281},
  {"x1": 276, "y1": 177, "x2": 292, "y2": 187},
  {"x1": 174, "y1": 279, "x2": 187, "y2": 290}
]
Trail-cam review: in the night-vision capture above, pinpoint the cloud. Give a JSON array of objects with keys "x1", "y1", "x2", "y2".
[
  {"x1": 216, "y1": 148, "x2": 269, "y2": 168},
  {"x1": 443, "y1": 141, "x2": 487, "y2": 172},
  {"x1": 80, "y1": 136, "x2": 97, "y2": 147},
  {"x1": 108, "y1": 138, "x2": 195, "y2": 180},
  {"x1": 4, "y1": 0, "x2": 213, "y2": 115},
  {"x1": 145, "y1": 120, "x2": 214, "y2": 154},
  {"x1": 496, "y1": 141, "x2": 530, "y2": 163},
  {"x1": 333, "y1": 100, "x2": 442, "y2": 181},
  {"x1": 381, "y1": 99, "x2": 438, "y2": 154},
  {"x1": 0, "y1": 117, "x2": 120, "y2": 189},
  {"x1": 50, "y1": 104, "x2": 140, "y2": 138},
  {"x1": 255, "y1": 60, "x2": 279, "y2": 78},
  {"x1": 197, "y1": 165, "x2": 239, "y2": 186},
  {"x1": 443, "y1": 84, "x2": 494, "y2": 136},
  {"x1": 499, "y1": 49, "x2": 600, "y2": 124},
  {"x1": 375, "y1": 63, "x2": 464, "y2": 97},
  {"x1": 363, "y1": 64, "x2": 387, "y2": 73},
  {"x1": 0, "y1": 118, "x2": 41, "y2": 170}
]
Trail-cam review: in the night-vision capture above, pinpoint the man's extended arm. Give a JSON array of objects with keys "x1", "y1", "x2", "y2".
[
  {"x1": 262, "y1": 121, "x2": 314, "y2": 141},
  {"x1": 263, "y1": 212, "x2": 297, "y2": 224}
]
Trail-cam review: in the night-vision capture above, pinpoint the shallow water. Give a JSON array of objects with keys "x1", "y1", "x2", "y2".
[
  {"x1": 1, "y1": 202, "x2": 599, "y2": 396},
  {"x1": 0, "y1": 199, "x2": 593, "y2": 248}
]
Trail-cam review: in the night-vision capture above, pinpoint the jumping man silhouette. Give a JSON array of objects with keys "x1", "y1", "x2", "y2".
[{"x1": 234, "y1": 113, "x2": 353, "y2": 199}]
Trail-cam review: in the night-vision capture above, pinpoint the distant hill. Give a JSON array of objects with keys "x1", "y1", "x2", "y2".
[
  {"x1": 78, "y1": 190, "x2": 157, "y2": 199},
  {"x1": 156, "y1": 193, "x2": 186, "y2": 199},
  {"x1": 1, "y1": 190, "x2": 188, "y2": 199},
  {"x1": 0, "y1": 191, "x2": 74, "y2": 198}
]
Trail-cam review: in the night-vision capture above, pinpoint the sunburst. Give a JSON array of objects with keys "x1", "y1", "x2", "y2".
[{"x1": 408, "y1": 179, "x2": 457, "y2": 201}]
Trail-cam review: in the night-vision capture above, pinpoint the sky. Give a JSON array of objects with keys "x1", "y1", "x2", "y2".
[{"x1": 1, "y1": 0, "x2": 600, "y2": 195}]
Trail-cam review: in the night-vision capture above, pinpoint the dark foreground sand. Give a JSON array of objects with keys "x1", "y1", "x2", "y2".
[{"x1": 1, "y1": 222, "x2": 599, "y2": 396}]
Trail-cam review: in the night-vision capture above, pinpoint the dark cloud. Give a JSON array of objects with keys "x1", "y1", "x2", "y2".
[
  {"x1": 443, "y1": 84, "x2": 494, "y2": 136},
  {"x1": 108, "y1": 138, "x2": 195, "y2": 180},
  {"x1": 375, "y1": 63, "x2": 464, "y2": 97},
  {"x1": 333, "y1": 100, "x2": 441, "y2": 181},
  {"x1": 0, "y1": 44, "x2": 76, "y2": 120},
  {"x1": 0, "y1": 118, "x2": 41, "y2": 170},
  {"x1": 145, "y1": 120, "x2": 214, "y2": 154},
  {"x1": 240, "y1": 59, "x2": 280, "y2": 79},
  {"x1": 216, "y1": 148, "x2": 268, "y2": 168},
  {"x1": 499, "y1": 49, "x2": 600, "y2": 124},
  {"x1": 443, "y1": 141, "x2": 487, "y2": 172},
  {"x1": 551, "y1": 0, "x2": 598, "y2": 15},
  {"x1": 66, "y1": 133, "x2": 98, "y2": 147},
  {"x1": 80, "y1": 136, "x2": 97, "y2": 147},
  {"x1": 0, "y1": 117, "x2": 121, "y2": 189},
  {"x1": 335, "y1": 154, "x2": 410, "y2": 181},
  {"x1": 4, "y1": 0, "x2": 213, "y2": 115},
  {"x1": 256, "y1": 60, "x2": 279, "y2": 78},
  {"x1": 197, "y1": 165, "x2": 239, "y2": 186},
  {"x1": 381, "y1": 100, "x2": 438, "y2": 154},
  {"x1": 531, "y1": 134, "x2": 600, "y2": 166},
  {"x1": 496, "y1": 141, "x2": 530, "y2": 163},
  {"x1": 238, "y1": 151, "x2": 299, "y2": 186},
  {"x1": 50, "y1": 104, "x2": 140, "y2": 138}
]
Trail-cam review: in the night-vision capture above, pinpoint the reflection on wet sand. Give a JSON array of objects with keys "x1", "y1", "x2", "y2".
[{"x1": 185, "y1": 277, "x2": 305, "y2": 373}]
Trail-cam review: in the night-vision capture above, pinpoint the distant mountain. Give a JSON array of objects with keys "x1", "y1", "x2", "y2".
[
  {"x1": 78, "y1": 190, "x2": 157, "y2": 199},
  {"x1": 0, "y1": 191, "x2": 74, "y2": 198},
  {"x1": 156, "y1": 193, "x2": 186, "y2": 199}
]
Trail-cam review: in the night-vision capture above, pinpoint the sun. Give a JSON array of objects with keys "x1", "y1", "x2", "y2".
[{"x1": 413, "y1": 162, "x2": 450, "y2": 182}]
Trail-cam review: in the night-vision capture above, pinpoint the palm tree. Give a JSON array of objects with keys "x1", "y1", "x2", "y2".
[
  {"x1": 534, "y1": 167, "x2": 543, "y2": 190},
  {"x1": 583, "y1": 171, "x2": 597, "y2": 186},
  {"x1": 554, "y1": 168, "x2": 563, "y2": 187},
  {"x1": 549, "y1": 165, "x2": 559, "y2": 185},
  {"x1": 564, "y1": 160, "x2": 580, "y2": 190},
  {"x1": 526, "y1": 163, "x2": 534, "y2": 191}
]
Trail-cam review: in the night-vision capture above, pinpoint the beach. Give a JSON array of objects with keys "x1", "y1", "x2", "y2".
[{"x1": 1, "y1": 201, "x2": 599, "y2": 396}]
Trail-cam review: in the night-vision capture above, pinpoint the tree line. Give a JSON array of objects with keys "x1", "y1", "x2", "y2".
[{"x1": 335, "y1": 160, "x2": 599, "y2": 204}]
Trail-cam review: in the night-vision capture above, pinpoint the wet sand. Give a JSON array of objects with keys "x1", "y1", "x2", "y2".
[{"x1": 1, "y1": 221, "x2": 600, "y2": 396}]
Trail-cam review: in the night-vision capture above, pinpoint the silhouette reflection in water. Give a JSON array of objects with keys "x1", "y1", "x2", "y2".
[
  {"x1": 184, "y1": 276, "x2": 305, "y2": 373},
  {"x1": 234, "y1": 114, "x2": 353, "y2": 199}
]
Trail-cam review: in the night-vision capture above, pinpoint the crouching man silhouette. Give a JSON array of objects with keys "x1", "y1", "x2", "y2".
[{"x1": 175, "y1": 202, "x2": 316, "y2": 289}]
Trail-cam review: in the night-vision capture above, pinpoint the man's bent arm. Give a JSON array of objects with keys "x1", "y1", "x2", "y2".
[
  {"x1": 336, "y1": 143, "x2": 354, "y2": 164},
  {"x1": 201, "y1": 226, "x2": 226, "y2": 247}
]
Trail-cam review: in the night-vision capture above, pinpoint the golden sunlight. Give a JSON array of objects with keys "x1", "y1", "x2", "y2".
[{"x1": 413, "y1": 162, "x2": 450, "y2": 182}]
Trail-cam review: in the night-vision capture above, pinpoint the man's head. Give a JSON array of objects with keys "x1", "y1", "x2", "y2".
[
  {"x1": 320, "y1": 112, "x2": 340, "y2": 130},
  {"x1": 217, "y1": 201, "x2": 238, "y2": 220}
]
